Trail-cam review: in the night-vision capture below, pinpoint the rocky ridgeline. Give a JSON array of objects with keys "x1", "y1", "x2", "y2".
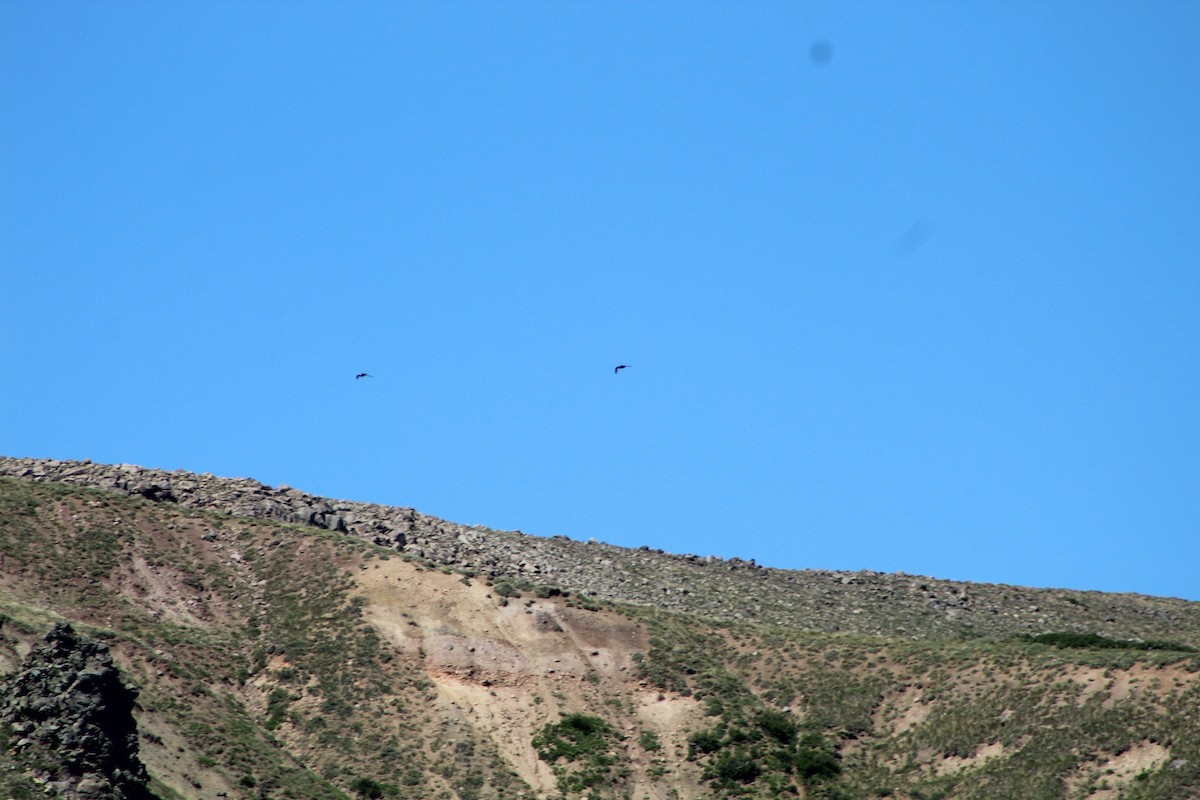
[
  {"x1": 1, "y1": 622, "x2": 151, "y2": 800},
  {"x1": 3, "y1": 456, "x2": 1199, "y2": 644},
  {"x1": 0, "y1": 455, "x2": 476, "y2": 557}
]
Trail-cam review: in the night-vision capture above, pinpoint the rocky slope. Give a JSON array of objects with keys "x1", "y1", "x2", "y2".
[
  {"x1": 1, "y1": 456, "x2": 1197, "y2": 646},
  {"x1": 2, "y1": 457, "x2": 1199, "y2": 800}
]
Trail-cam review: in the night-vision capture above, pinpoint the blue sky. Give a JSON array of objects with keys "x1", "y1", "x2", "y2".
[{"x1": 3, "y1": 2, "x2": 1198, "y2": 600}]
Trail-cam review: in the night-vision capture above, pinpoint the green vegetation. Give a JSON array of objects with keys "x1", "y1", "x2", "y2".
[
  {"x1": 349, "y1": 775, "x2": 396, "y2": 798},
  {"x1": 533, "y1": 713, "x2": 627, "y2": 795},
  {"x1": 492, "y1": 581, "x2": 523, "y2": 599},
  {"x1": 624, "y1": 609, "x2": 853, "y2": 796},
  {"x1": 638, "y1": 729, "x2": 662, "y2": 752},
  {"x1": 686, "y1": 705, "x2": 842, "y2": 796},
  {"x1": 1022, "y1": 631, "x2": 1198, "y2": 653}
]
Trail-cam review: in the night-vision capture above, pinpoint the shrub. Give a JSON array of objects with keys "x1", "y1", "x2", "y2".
[
  {"x1": 533, "y1": 713, "x2": 615, "y2": 762},
  {"x1": 265, "y1": 688, "x2": 292, "y2": 730},
  {"x1": 688, "y1": 728, "x2": 723, "y2": 757},
  {"x1": 493, "y1": 582, "x2": 522, "y2": 599},
  {"x1": 349, "y1": 776, "x2": 392, "y2": 798},
  {"x1": 709, "y1": 749, "x2": 761, "y2": 785},
  {"x1": 794, "y1": 734, "x2": 841, "y2": 783},
  {"x1": 757, "y1": 709, "x2": 797, "y2": 745},
  {"x1": 533, "y1": 713, "x2": 623, "y2": 794}
]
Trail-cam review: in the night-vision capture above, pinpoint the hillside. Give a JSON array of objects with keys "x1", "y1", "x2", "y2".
[
  {"x1": 3, "y1": 458, "x2": 1197, "y2": 645},
  {"x1": 2, "y1": 456, "x2": 1199, "y2": 800}
]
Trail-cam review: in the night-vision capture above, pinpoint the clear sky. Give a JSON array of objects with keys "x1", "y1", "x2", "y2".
[{"x1": 3, "y1": 2, "x2": 1198, "y2": 601}]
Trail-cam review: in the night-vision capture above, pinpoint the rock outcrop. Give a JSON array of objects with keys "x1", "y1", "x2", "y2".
[{"x1": 1, "y1": 622, "x2": 152, "y2": 800}]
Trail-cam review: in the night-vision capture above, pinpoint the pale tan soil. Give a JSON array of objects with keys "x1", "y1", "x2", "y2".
[
  {"x1": 1065, "y1": 740, "x2": 1172, "y2": 800},
  {"x1": 354, "y1": 557, "x2": 707, "y2": 798},
  {"x1": 931, "y1": 741, "x2": 1007, "y2": 776},
  {"x1": 1056, "y1": 661, "x2": 1194, "y2": 711}
]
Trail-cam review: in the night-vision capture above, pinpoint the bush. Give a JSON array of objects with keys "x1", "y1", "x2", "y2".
[
  {"x1": 532, "y1": 713, "x2": 623, "y2": 794},
  {"x1": 757, "y1": 709, "x2": 797, "y2": 745},
  {"x1": 493, "y1": 582, "x2": 523, "y2": 599},
  {"x1": 710, "y1": 749, "x2": 761, "y2": 785},
  {"x1": 349, "y1": 776, "x2": 391, "y2": 798},
  {"x1": 795, "y1": 734, "x2": 841, "y2": 783},
  {"x1": 265, "y1": 687, "x2": 292, "y2": 730},
  {"x1": 533, "y1": 713, "x2": 615, "y2": 762},
  {"x1": 688, "y1": 728, "x2": 723, "y2": 756}
]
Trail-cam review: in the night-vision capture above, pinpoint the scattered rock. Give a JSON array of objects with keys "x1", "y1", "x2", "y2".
[{"x1": 2, "y1": 456, "x2": 1199, "y2": 647}]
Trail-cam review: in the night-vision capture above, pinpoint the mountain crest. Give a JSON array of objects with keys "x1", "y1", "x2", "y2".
[{"x1": 2, "y1": 455, "x2": 1197, "y2": 644}]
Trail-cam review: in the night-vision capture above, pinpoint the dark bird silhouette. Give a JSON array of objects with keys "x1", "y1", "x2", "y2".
[
  {"x1": 355, "y1": 373, "x2": 372, "y2": 380},
  {"x1": 614, "y1": 365, "x2": 630, "y2": 374}
]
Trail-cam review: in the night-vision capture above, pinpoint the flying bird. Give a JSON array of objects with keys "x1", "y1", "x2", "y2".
[
  {"x1": 355, "y1": 373, "x2": 372, "y2": 380},
  {"x1": 614, "y1": 365, "x2": 630, "y2": 374}
]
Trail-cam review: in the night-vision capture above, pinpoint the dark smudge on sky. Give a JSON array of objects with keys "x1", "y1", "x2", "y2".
[
  {"x1": 810, "y1": 39, "x2": 832, "y2": 64},
  {"x1": 896, "y1": 220, "x2": 933, "y2": 256}
]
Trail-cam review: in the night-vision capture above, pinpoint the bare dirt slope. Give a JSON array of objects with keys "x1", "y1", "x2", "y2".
[{"x1": 355, "y1": 558, "x2": 708, "y2": 799}]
